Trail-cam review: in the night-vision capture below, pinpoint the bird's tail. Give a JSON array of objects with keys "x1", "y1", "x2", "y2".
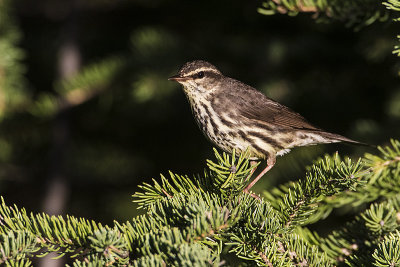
[{"x1": 318, "y1": 131, "x2": 373, "y2": 147}]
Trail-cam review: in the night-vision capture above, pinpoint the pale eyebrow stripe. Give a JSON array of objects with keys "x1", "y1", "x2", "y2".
[{"x1": 184, "y1": 68, "x2": 220, "y2": 76}]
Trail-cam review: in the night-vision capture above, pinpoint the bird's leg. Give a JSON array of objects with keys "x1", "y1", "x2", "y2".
[
  {"x1": 245, "y1": 160, "x2": 259, "y2": 182},
  {"x1": 244, "y1": 156, "x2": 276, "y2": 193}
]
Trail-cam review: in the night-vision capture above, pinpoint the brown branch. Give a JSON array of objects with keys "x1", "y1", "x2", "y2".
[
  {"x1": 285, "y1": 199, "x2": 305, "y2": 228},
  {"x1": 382, "y1": 156, "x2": 400, "y2": 167},
  {"x1": 270, "y1": 0, "x2": 319, "y2": 14},
  {"x1": 59, "y1": 86, "x2": 103, "y2": 111},
  {"x1": 161, "y1": 189, "x2": 173, "y2": 198},
  {"x1": 258, "y1": 250, "x2": 273, "y2": 267},
  {"x1": 297, "y1": 0, "x2": 318, "y2": 12}
]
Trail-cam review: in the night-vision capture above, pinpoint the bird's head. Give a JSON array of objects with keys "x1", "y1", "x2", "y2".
[{"x1": 169, "y1": 60, "x2": 224, "y2": 97}]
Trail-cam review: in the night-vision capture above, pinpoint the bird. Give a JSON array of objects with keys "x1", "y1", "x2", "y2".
[{"x1": 168, "y1": 60, "x2": 366, "y2": 192}]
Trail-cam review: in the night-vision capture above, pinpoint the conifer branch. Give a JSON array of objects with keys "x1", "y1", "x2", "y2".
[
  {"x1": 265, "y1": 153, "x2": 365, "y2": 229},
  {"x1": 0, "y1": 0, "x2": 29, "y2": 118},
  {"x1": 29, "y1": 57, "x2": 125, "y2": 118},
  {"x1": 258, "y1": 0, "x2": 390, "y2": 29},
  {"x1": 384, "y1": 0, "x2": 400, "y2": 56},
  {"x1": 1, "y1": 140, "x2": 400, "y2": 265}
]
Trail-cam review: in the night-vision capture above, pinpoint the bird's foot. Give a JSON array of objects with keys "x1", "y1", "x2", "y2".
[{"x1": 243, "y1": 189, "x2": 261, "y2": 200}]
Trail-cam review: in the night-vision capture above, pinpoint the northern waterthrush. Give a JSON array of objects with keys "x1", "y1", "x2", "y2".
[{"x1": 169, "y1": 60, "x2": 365, "y2": 192}]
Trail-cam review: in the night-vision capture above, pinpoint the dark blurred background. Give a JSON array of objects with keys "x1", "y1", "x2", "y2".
[{"x1": 1, "y1": 0, "x2": 399, "y2": 229}]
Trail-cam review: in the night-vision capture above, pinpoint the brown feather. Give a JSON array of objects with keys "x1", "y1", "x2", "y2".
[
  {"x1": 218, "y1": 77, "x2": 369, "y2": 146},
  {"x1": 222, "y1": 77, "x2": 320, "y2": 130}
]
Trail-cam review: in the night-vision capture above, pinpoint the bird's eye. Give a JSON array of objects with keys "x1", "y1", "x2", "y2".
[{"x1": 196, "y1": 71, "x2": 204, "y2": 79}]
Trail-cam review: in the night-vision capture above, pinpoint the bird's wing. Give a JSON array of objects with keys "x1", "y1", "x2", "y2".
[
  {"x1": 217, "y1": 78, "x2": 369, "y2": 146},
  {"x1": 228, "y1": 80, "x2": 320, "y2": 131},
  {"x1": 241, "y1": 97, "x2": 319, "y2": 130}
]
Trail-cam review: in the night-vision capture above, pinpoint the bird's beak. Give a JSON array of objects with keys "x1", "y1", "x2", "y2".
[{"x1": 168, "y1": 75, "x2": 189, "y2": 82}]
